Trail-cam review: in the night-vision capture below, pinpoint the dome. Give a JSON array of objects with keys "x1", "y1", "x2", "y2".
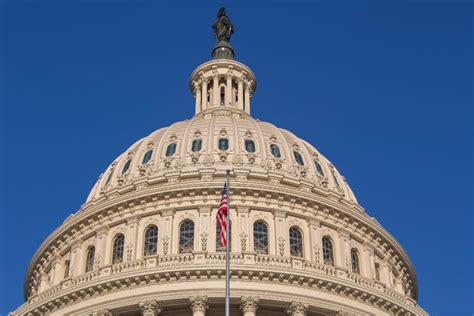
[
  {"x1": 86, "y1": 107, "x2": 358, "y2": 206},
  {"x1": 14, "y1": 9, "x2": 426, "y2": 316}
]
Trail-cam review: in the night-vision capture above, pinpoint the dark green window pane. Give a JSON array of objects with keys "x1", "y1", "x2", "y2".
[
  {"x1": 142, "y1": 150, "x2": 153, "y2": 164},
  {"x1": 192, "y1": 139, "x2": 202, "y2": 152},
  {"x1": 314, "y1": 160, "x2": 324, "y2": 176},
  {"x1": 294, "y1": 151, "x2": 304, "y2": 165},
  {"x1": 166, "y1": 143, "x2": 177, "y2": 157},
  {"x1": 245, "y1": 139, "x2": 256, "y2": 153},
  {"x1": 122, "y1": 159, "x2": 131, "y2": 174},
  {"x1": 270, "y1": 144, "x2": 281, "y2": 158},
  {"x1": 218, "y1": 138, "x2": 229, "y2": 151}
]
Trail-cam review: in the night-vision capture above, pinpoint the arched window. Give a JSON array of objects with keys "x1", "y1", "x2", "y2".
[
  {"x1": 322, "y1": 236, "x2": 334, "y2": 266},
  {"x1": 142, "y1": 149, "x2": 153, "y2": 164},
  {"x1": 351, "y1": 248, "x2": 360, "y2": 274},
  {"x1": 270, "y1": 144, "x2": 281, "y2": 158},
  {"x1": 245, "y1": 139, "x2": 256, "y2": 153},
  {"x1": 332, "y1": 171, "x2": 341, "y2": 188},
  {"x1": 289, "y1": 227, "x2": 304, "y2": 257},
  {"x1": 220, "y1": 87, "x2": 225, "y2": 105},
  {"x1": 165, "y1": 143, "x2": 177, "y2": 157},
  {"x1": 121, "y1": 159, "x2": 132, "y2": 174},
  {"x1": 179, "y1": 220, "x2": 194, "y2": 253},
  {"x1": 144, "y1": 225, "x2": 158, "y2": 256},
  {"x1": 314, "y1": 160, "x2": 324, "y2": 176},
  {"x1": 294, "y1": 151, "x2": 304, "y2": 165},
  {"x1": 192, "y1": 139, "x2": 202, "y2": 152},
  {"x1": 218, "y1": 138, "x2": 229, "y2": 151},
  {"x1": 216, "y1": 221, "x2": 231, "y2": 252},
  {"x1": 112, "y1": 234, "x2": 125, "y2": 264},
  {"x1": 85, "y1": 246, "x2": 95, "y2": 272},
  {"x1": 253, "y1": 221, "x2": 269, "y2": 254},
  {"x1": 104, "y1": 170, "x2": 113, "y2": 186}
]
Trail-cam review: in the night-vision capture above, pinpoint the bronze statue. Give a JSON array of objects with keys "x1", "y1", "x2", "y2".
[{"x1": 213, "y1": 7, "x2": 233, "y2": 42}]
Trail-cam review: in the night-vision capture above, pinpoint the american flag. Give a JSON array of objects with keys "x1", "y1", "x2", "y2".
[{"x1": 216, "y1": 183, "x2": 228, "y2": 247}]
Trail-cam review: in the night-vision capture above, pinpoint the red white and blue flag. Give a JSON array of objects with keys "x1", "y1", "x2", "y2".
[{"x1": 216, "y1": 183, "x2": 228, "y2": 247}]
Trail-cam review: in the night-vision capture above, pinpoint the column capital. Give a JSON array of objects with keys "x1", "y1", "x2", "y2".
[
  {"x1": 240, "y1": 296, "x2": 259, "y2": 313},
  {"x1": 95, "y1": 309, "x2": 113, "y2": 316},
  {"x1": 189, "y1": 296, "x2": 209, "y2": 313},
  {"x1": 286, "y1": 301, "x2": 309, "y2": 316},
  {"x1": 139, "y1": 300, "x2": 162, "y2": 315}
]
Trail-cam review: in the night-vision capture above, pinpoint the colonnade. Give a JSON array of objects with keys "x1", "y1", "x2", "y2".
[{"x1": 91, "y1": 296, "x2": 311, "y2": 316}]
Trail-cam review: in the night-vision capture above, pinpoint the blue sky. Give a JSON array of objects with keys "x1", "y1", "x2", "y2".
[{"x1": 1, "y1": 1, "x2": 472, "y2": 315}]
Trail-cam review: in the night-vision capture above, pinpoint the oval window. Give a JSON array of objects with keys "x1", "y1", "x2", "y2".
[
  {"x1": 245, "y1": 139, "x2": 256, "y2": 153},
  {"x1": 192, "y1": 139, "x2": 202, "y2": 152},
  {"x1": 218, "y1": 138, "x2": 229, "y2": 151},
  {"x1": 165, "y1": 143, "x2": 177, "y2": 157},
  {"x1": 142, "y1": 149, "x2": 153, "y2": 164},
  {"x1": 270, "y1": 144, "x2": 281, "y2": 158}
]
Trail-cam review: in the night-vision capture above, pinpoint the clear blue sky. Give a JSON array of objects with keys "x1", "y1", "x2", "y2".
[{"x1": 1, "y1": 1, "x2": 472, "y2": 315}]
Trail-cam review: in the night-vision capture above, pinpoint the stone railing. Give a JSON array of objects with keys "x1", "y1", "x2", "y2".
[{"x1": 32, "y1": 252, "x2": 408, "y2": 307}]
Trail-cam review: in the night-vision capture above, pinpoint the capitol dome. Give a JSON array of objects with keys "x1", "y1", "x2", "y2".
[{"x1": 13, "y1": 9, "x2": 427, "y2": 316}]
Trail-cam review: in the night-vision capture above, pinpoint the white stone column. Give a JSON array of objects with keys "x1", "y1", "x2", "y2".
[
  {"x1": 337, "y1": 228, "x2": 350, "y2": 270},
  {"x1": 237, "y1": 207, "x2": 250, "y2": 252},
  {"x1": 201, "y1": 79, "x2": 208, "y2": 111},
  {"x1": 361, "y1": 242, "x2": 374, "y2": 279},
  {"x1": 161, "y1": 210, "x2": 174, "y2": 255},
  {"x1": 69, "y1": 240, "x2": 82, "y2": 277},
  {"x1": 244, "y1": 82, "x2": 251, "y2": 113},
  {"x1": 189, "y1": 296, "x2": 209, "y2": 316},
  {"x1": 199, "y1": 207, "x2": 211, "y2": 252},
  {"x1": 212, "y1": 73, "x2": 219, "y2": 107},
  {"x1": 95, "y1": 226, "x2": 109, "y2": 269},
  {"x1": 195, "y1": 83, "x2": 202, "y2": 114},
  {"x1": 274, "y1": 210, "x2": 287, "y2": 256},
  {"x1": 226, "y1": 72, "x2": 232, "y2": 107},
  {"x1": 240, "y1": 296, "x2": 259, "y2": 316},
  {"x1": 127, "y1": 216, "x2": 141, "y2": 261},
  {"x1": 380, "y1": 259, "x2": 391, "y2": 285},
  {"x1": 139, "y1": 300, "x2": 162, "y2": 316},
  {"x1": 237, "y1": 78, "x2": 244, "y2": 111},
  {"x1": 52, "y1": 257, "x2": 65, "y2": 285},
  {"x1": 286, "y1": 301, "x2": 309, "y2": 316},
  {"x1": 307, "y1": 218, "x2": 321, "y2": 263}
]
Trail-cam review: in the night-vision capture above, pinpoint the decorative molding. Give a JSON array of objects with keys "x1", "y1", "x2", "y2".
[
  {"x1": 240, "y1": 296, "x2": 259, "y2": 313},
  {"x1": 286, "y1": 301, "x2": 309, "y2": 316},
  {"x1": 189, "y1": 295, "x2": 209, "y2": 313}
]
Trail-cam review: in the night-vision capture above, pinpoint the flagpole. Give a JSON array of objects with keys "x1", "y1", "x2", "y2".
[{"x1": 225, "y1": 169, "x2": 231, "y2": 316}]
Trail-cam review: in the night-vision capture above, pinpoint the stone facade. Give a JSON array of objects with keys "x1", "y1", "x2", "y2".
[{"x1": 11, "y1": 13, "x2": 427, "y2": 316}]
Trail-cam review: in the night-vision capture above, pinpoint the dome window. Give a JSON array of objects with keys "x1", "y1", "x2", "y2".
[
  {"x1": 294, "y1": 151, "x2": 304, "y2": 165},
  {"x1": 245, "y1": 139, "x2": 256, "y2": 153},
  {"x1": 289, "y1": 227, "x2": 303, "y2": 257},
  {"x1": 85, "y1": 246, "x2": 95, "y2": 273},
  {"x1": 253, "y1": 221, "x2": 269, "y2": 254},
  {"x1": 179, "y1": 220, "x2": 195, "y2": 253},
  {"x1": 192, "y1": 139, "x2": 202, "y2": 152},
  {"x1": 121, "y1": 159, "x2": 132, "y2": 174},
  {"x1": 104, "y1": 170, "x2": 113, "y2": 185},
  {"x1": 322, "y1": 236, "x2": 334, "y2": 266},
  {"x1": 142, "y1": 149, "x2": 153, "y2": 165},
  {"x1": 270, "y1": 144, "x2": 281, "y2": 158},
  {"x1": 220, "y1": 87, "x2": 225, "y2": 105},
  {"x1": 332, "y1": 171, "x2": 341, "y2": 188},
  {"x1": 165, "y1": 143, "x2": 177, "y2": 157},
  {"x1": 112, "y1": 234, "x2": 125, "y2": 264},
  {"x1": 218, "y1": 138, "x2": 229, "y2": 151},
  {"x1": 144, "y1": 225, "x2": 158, "y2": 257},
  {"x1": 216, "y1": 221, "x2": 231, "y2": 251},
  {"x1": 351, "y1": 248, "x2": 360, "y2": 274},
  {"x1": 314, "y1": 160, "x2": 324, "y2": 176}
]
